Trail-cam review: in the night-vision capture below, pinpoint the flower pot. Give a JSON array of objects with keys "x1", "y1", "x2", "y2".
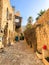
[{"x1": 15, "y1": 36, "x2": 19, "y2": 41}]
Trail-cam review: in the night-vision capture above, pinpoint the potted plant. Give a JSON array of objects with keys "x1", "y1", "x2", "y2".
[
  {"x1": 42, "y1": 45, "x2": 49, "y2": 65},
  {"x1": 42, "y1": 45, "x2": 49, "y2": 58},
  {"x1": 42, "y1": 45, "x2": 47, "y2": 50},
  {"x1": 20, "y1": 33, "x2": 24, "y2": 40},
  {"x1": 15, "y1": 36, "x2": 19, "y2": 41}
]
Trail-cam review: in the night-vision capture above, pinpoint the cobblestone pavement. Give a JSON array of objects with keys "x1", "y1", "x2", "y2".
[{"x1": 0, "y1": 41, "x2": 44, "y2": 65}]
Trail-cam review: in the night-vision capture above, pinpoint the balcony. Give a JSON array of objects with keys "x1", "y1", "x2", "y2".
[
  {"x1": 15, "y1": 16, "x2": 22, "y2": 29},
  {"x1": 15, "y1": 22, "x2": 21, "y2": 29}
]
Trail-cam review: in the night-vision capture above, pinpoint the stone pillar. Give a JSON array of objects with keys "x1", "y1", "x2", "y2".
[{"x1": 10, "y1": 31, "x2": 14, "y2": 45}]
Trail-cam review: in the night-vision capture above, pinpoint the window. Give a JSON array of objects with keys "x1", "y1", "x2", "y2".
[
  {"x1": 6, "y1": 8, "x2": 9, "y2": 20},
  {"x1": 15, "y1": 19, "x2": 19, "y2": 22},
  {"x1": 9, "y1": 13, "x2": 12, "y2": 20}
]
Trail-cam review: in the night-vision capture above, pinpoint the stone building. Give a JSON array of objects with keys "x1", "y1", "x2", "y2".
[
  {"x1": 0, "y1": 0, "x2": 14, "y2": 47},
  {"x1": 35, "y1": 9, "x2": 49, "y2": 52},
  {"x1": 14, "y1": 11, "x2": 22, "y2": 39}
]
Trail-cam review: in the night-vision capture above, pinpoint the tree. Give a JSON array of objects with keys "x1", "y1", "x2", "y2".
[
  {"x1": 27, "y1": 16, "x2": 33, "y2": 24},
  {"x1": 36, "y1": 10, "x2": 45, "y2": 20},
  {"x1": 24, "y1": 16, "x2": 33, "y2": 48},
  {"x1": 26, "y1": 16, "x2": 33, "y2": 29}
]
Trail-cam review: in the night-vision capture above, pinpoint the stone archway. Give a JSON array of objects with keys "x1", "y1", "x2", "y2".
[{"x1": 3, "y1": 23, "x2": 8, "y2": 47}]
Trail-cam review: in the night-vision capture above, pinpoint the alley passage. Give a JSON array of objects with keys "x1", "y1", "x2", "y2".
[{"x1": 0, "y1": 41, "x2": 44, "y2": 65}]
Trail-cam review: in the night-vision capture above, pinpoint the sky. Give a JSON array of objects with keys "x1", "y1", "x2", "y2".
[{"x1": 10, "y1": 0, "x2": 49, "y2": 26}]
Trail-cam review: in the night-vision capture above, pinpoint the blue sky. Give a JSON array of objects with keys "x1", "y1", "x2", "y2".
[{"x1": 10, "y1": 0, "x2": 49, "y2": 26}]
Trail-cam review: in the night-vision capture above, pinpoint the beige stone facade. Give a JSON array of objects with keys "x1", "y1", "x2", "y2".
[
  {"x1": 0, "y1": 0, "x2": 3, "y2": 29},
  {"x1": 35, "y1": 9, "x2": 49, "y2": 52},
  {"x1": 14, "y1": 12, "x2": 22, "y2": 39},
  {"x1": 0, "y1": 0, "x2": 14, "y2": 47},
  {"x1": 36, "y1": 23, "x2": 49, "y2": 51}
]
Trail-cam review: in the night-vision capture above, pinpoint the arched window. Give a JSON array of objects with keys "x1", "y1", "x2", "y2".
[{"x1": 7, "y1": 8, "x2": 9, "y2": 20}]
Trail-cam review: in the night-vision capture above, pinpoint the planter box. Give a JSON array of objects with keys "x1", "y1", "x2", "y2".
[
  {"x1": 36, "y1": 52, "x2": 42, "y2": 59},
  {"x1": 43, "y1": 58, "x2": 49, "y2": 65}
]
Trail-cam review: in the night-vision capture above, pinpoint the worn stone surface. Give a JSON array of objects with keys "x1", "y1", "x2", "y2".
[
  {"x1": 36, "y1": 9, "x2": 49, "y2": 51},
  {"x1": 0, "y1": 0, "x2": 14, "y2": 47},
  {"x1": 36, "y1": 23, "x2": 49, "y2": 52},
  {"x1": 0, "y1": 41, "x2": 44, "y2": 65},
  {"x1": 0, "y1": 0, "x2": 2, "y2": 29}
]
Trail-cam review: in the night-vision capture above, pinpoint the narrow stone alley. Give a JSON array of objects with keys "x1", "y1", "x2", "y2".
[{"x1": 0, "y1": 41, "x2": 44, "y2": 65}]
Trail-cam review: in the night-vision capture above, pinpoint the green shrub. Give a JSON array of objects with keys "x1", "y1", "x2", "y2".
[
  {"x1": 20, "y1": 33, "x2": 24, "y2": 40},
  {"x1": 24, "y1": 26, "x2": 37, "y2": 51}
]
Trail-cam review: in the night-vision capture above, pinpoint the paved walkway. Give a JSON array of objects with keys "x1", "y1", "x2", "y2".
[{"x1": 0, "y1": 41, "x2": 44, "y2": 65}]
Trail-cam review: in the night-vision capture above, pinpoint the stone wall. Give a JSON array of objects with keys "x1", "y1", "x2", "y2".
[
  {"x1": 36, "y1": 9, "x2": 49, "y2": 52},
  {"x1": 14, "y1": 12, "x2": 22, "y2": 38},
  {"x1": 0, "y1": 0, "x2": 14, "y2": 46},
  {"x1": 0, "y1": 0, "x2": 2, "y2": 29},
  {"x1": 24, "y1": 27, "x2": 37, "y2": 51},
  {"x1": 36, "y1": 22, "x2": 49, "y2": 52},
  {"x1": 1, "y1": 0, "x2": 14, "y2": 30}
]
